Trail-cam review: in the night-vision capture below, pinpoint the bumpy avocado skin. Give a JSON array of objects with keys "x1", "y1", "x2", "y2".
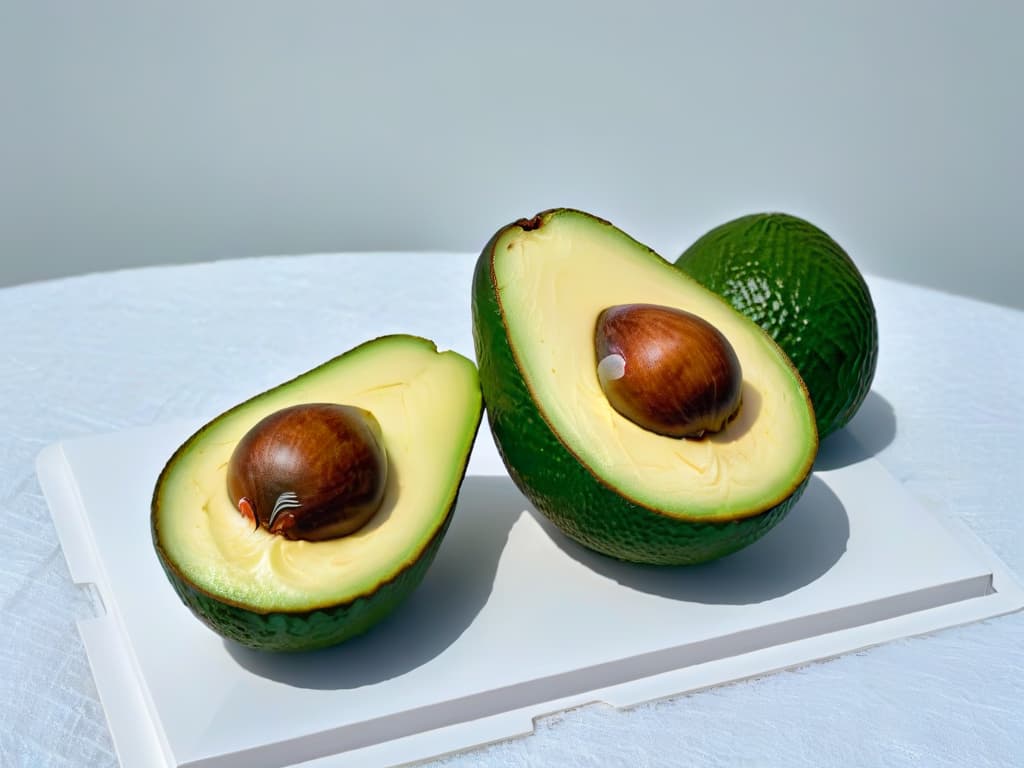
[
  {"x1": 153, "y1": 511, "x2": 452, "y2": 652},
  {"x1": 676, "y1": 213, "x2": 878, "y2": 439},
  {"x1": 471, "y1": 211, "x2": 810, "y2": 566}
]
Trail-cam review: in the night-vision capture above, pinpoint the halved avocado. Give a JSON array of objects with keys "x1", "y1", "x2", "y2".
[
  {"x1": 152, "y1": 335, "x2": 482, "y2": 651},
  {"x1": 472, "y1": 210, "x2": 818, "y2": 565}
]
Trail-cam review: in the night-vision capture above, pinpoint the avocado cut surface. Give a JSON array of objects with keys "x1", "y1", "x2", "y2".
[
  {"x1": 152, "y1": 334, "x2": 482, "y2": 650},
  {"x1": 473, "y1": 209, "x2": 817, "y2": 565},
  {"x1": 675, "y1": 213, "x2": 878, "y2": 439}
]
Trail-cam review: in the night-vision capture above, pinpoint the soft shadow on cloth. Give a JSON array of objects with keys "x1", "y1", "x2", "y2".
[
  {"x1": 225, "y1": 475, "x2": 522, "y2": 690},
  {"x1": 530, "y1": 475, "x2": 848, "y2": 605}
]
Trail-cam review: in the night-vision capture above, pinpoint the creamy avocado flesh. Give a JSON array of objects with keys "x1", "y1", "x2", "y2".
[
  {"x1": 154, "y1": 336, "x2": 481, "y2": 613},
  {"x1": 494, "y1": 214, "x2": 816, "y2": 521}
]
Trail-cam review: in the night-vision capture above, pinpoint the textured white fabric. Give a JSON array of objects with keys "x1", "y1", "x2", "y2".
[{"x1": 1, "y1": 253, "x2": 1021, "y2": 767}]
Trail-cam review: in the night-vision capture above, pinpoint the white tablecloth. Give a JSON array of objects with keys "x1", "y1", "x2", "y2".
[{"x1": 2, "y1": 252, "x2": 1022, "y2": 767}]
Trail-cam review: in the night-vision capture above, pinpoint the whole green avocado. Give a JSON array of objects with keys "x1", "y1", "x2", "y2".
[{"x1": 675, "y1": 213, "x2": 878, "y2": 439}]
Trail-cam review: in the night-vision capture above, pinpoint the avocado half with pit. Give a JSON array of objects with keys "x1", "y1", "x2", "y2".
[
  {"x1": 472, "y1": 209, "x2": 818, "y2": 565},
  {"x1": 152, "y1": 335, "x2": 482, "y2": 651}
]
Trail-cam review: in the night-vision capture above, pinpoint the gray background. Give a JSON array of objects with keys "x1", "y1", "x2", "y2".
[{"x1": 2, "y1": 1, "x2": 1022, "y2": 307}]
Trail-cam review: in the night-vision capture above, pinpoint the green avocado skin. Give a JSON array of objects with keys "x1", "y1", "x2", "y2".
[
  {"x1": 471, "y1": 211, "x2": 809, "y2": 566},
  {"x1": 675, "y1": 213, "x2": 878, "y2": 439},
  {"x1": 154, "y1": 512, "x2": 452, "y2": 652}
]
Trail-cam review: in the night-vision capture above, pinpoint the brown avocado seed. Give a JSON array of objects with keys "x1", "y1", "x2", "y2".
[
  {"x1": 226, "y1": 403, "x2": 388, "y2": 541},
  {"x1": 595, "y1": 303, "x2": 743, "y2": 438}
]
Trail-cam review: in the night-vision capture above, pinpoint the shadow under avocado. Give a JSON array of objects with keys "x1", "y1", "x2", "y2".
[
  {"x1": 815, "y1": 390, "x2": 897, "y2": 471},
  {"x1": 529, "y1": 474, "x2": 849, "y2": 605},
  {"x1": 224, "y1": 475, "x2": 525, "y2": 689}
]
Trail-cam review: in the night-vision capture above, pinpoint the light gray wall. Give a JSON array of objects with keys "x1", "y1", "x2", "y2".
[{"x1": 2, "y1": 2, "x2": 1022, "y2": 308}]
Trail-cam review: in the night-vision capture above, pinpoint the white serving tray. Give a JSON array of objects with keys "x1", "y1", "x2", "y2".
[{"x1": 37, "y1": 418, "x2": 1024, "y2": 768}]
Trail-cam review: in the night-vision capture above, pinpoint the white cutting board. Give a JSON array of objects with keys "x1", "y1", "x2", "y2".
[{"x1": 36, "y1": 419, "x2": 1024, "y2": 768}]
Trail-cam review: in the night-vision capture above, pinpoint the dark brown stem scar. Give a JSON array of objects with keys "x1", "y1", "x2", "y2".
[{"x1": 515, "y1": 215, "x2": 543, "y2": 231}]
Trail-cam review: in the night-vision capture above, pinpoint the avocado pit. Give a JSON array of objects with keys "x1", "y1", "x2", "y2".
[
  {"x1": 595, "y1": 303, "x2": 743, "y2": 438},
  {"x1": 226, "y1": 403, "x2": 388, "y2": 541}
]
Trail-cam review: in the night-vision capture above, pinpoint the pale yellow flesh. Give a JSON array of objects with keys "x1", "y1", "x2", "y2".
[
  {"x1": 155, "y1": 339, "x2": 480, "y2": 611},
  {"x1": 495, "y1": 214, "x2": 816, "y2": 519}
]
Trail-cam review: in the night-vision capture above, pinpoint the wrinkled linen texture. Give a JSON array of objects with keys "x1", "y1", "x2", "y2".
[{"x1": 1, "y1": 253, "x2": 1022, "y2": 768}]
